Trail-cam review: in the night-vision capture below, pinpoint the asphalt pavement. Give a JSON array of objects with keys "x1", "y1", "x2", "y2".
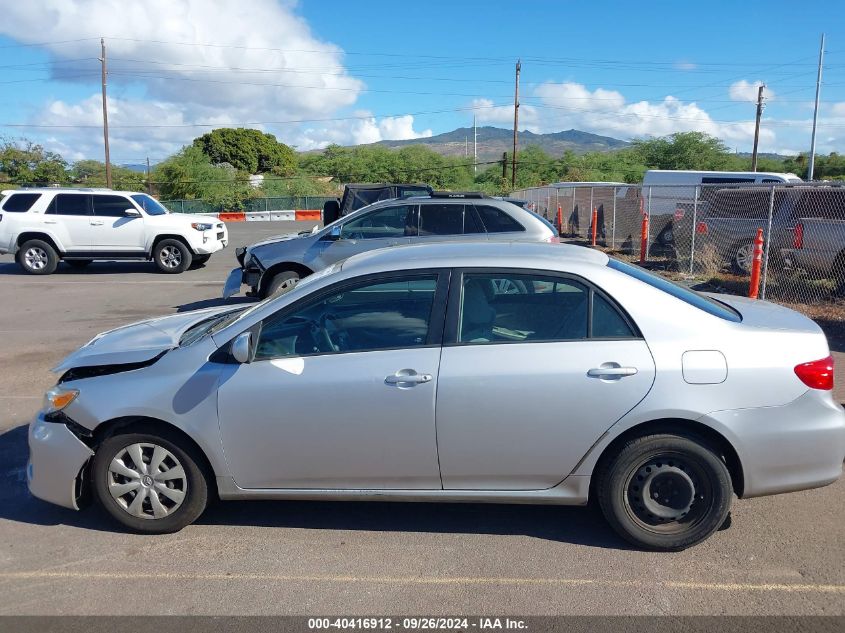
[{"x1": 0, "y1": 222, "x2": 842, "y2": 615}]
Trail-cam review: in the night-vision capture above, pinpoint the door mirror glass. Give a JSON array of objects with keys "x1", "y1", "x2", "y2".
[
  {"x1": 231, "y1": 331, "x2": 252, "y2": 364},
  {"x1": 124, "y1": 208, "x2": 142, "y2": 217},
  {"x1": 325, "y1": 225, "x2": 342, "y2": 241}
]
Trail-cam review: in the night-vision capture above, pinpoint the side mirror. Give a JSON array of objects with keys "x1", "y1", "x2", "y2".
[
  {"x1": 124, "y1": 208, "x2": 142, "y2": 218},
  {"x1": 231, "y1": 331, "x2": 253, "y2": 364},
  {"x1": 324, "y1": 225, "x2": 342, "y2": 241}
]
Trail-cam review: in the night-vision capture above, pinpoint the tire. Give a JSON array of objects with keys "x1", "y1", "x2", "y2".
[
  {"x1": 189, "y1": 254, "x2": 211, "y2": 269},
  {"x1": 262, "y1": 270, "x2": 300, "y2": 299},
  {"x1": 596, "y1": 433, "x2": 732, "y2": 551},
  {"x1": 92, "y1": 430, "x2": 208, "y2": 534},
  {"x1": 730, "y1": 240, "x2": 754, "y2": 275},
  {"x1": 16, "y1": 239, "x2": 59, "y2": 275},
  {"x1": 66, "y1": 259, "x2": 93, "y2": 269},
  {"x1": 153, "y1": 239, "x2": 192, "y2": 274}
]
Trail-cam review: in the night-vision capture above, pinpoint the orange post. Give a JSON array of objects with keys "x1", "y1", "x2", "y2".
[
  {"x1": 639, "y1": 213, "x2": 649, "y2": 264},
  {"x1": 555, "y1": 205, "x2": 562, "y2": 235},
  {"x1": 591, "y1": 207, "x2": 598, "y2": 246},
  {"x1": 748, "y1": 228, "x2": 764, "y2": 299}
]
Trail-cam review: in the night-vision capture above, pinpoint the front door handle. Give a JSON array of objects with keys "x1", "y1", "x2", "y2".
[
  {"x1": 385, "y1": 370, "x2": 432, "y2": 386},
  {"x1": 587, "y1": 366, "x2": 638, "y2": 378},
  {"x1": 90, "y1": 220, "x2": 104, "y2": 226}
]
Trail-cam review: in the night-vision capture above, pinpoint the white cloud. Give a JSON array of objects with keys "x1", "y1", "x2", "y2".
[
  {"x1": 471, "y1": 98, "x2": 540, "y2": 131},
  {"x1": 0, "y1": 0, "x2": 365, "y2": 157},
  {"x1": 674, "y1": 61, "x2": 697, "y2": 71},
  {"x1": 831, "y1": 102, "x2": 845, "y2": 117},
  {"x1": 729, "y1": 80, "x2": 775, "y2": 103},
  {"x1": 511, "y1": 81, "x2": 776, "y2": 147},
  {"x1": 294, "y1": 112, "x2": 432, "y2": 150}
]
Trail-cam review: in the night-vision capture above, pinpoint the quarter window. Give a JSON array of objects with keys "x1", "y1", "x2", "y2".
[
  {"x1": 255, "y1": 274, "x2": 439, "y2": 359},
  {"x1": 340, "y1": 205, "x2": 416, "y2": 239},
  {"x1": 457, "y1": 273, "x2": 635, "y2": 344},
  {"x1": 1, "y1": 193, "x2": 41, "y2": 212},
  {"x1": 419, "y1": 204, "x2": 469, "y2": 236},
  {"x1": 47, "y1": 194, "x2": 90, "y2": 216},
  {"x1": 474, "y1": 205, "x2": 525, "y2": 233},
  {"x1": 93, "y1": 195, "x2": 133, "y2": 217}
]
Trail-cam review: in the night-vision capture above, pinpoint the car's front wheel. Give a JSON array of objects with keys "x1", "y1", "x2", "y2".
[
  {"x1": 92, "y1": 430, "x2": 208, "y2": 533},
  {"x1": 596, "y1": 433, "x2": 732, "y2": 551},
  {"x1": 153, "y1": 239, "x2": 192, "y2": 274},
  {"x1": 262, "y1": 270, "x2": 300, "y2": 298}
]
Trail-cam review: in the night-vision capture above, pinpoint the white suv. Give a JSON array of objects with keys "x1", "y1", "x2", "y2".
[{"x1": 0, "y1": 188, "x2": 228, "y2": 274}]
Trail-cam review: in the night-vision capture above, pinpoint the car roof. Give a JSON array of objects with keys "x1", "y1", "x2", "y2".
[
  {"x1": 340, "y1": 241, "x2": 608, "y2": 275},
  {"x1": 0, "y1": 188, "x2": 142, "y2": 196}
]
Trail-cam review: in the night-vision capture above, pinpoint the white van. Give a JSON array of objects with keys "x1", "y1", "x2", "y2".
[{"x1": 642, "y1": 170, "x2": 802, "y2": 188}]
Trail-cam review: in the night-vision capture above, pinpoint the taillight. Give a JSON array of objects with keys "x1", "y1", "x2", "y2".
[
  {"x1": 793, "y1": 223, "x2": 804, "y2": 249},
  {"x1": 546, "y1": 235, "x2": 560, "y2": 243},
  {"x1": 696, "y1": 222, "x2": 708, "y2": 234},
  {"x1": 794, "y1": 355, "x2": 834, "y2": 390}
]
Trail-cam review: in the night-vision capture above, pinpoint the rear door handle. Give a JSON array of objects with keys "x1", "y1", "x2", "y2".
[
  {"x1": 587, "y1": 366, "x2": 638, "y2": 378},
  {"x1": 90, "y1": 220, "x2": 104, "y2": 226},
  {"x1": 385, "y1": 370, "x2": 432, "y2": 386},
  {"x1": 44, "y1": 220, "x2": 57, "y2": 224}
]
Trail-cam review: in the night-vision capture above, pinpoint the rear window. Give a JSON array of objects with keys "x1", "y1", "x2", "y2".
[
  {"x1": 1, "y1": 193, "x2": 41, "y2": 212},
  {"x1": 474, "y1": 205, "x2": 525, "y2": 233},
  {"x1": 608, "y1": 259, "x2": 741, "y2": 322}
]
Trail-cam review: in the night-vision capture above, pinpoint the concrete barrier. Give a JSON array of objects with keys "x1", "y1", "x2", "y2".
[
  {"x1": 270, "y1": 210, "x2": 296, "y2": 221},
  {"x1": 295, "y1": 209, "x2": 322, "y2": 221},
  {"x1": 218, "y1": 212, "x2": 246, "y2": 222},
  {"x1": 245, "y1": 211, "x2": 271, "y2": 222}
]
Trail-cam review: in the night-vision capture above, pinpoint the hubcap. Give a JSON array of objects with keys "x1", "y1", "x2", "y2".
[
  {"x1": 735, "y1": 244, "x2": 754, "y2": 273},
  {"x1": 625, "y1": 453, "x2": 710, "y2": 532},
  {"x1": 107, "y1": 443, "x2": 187, "y2": 520},
  {"x1": 24, "y1": 247, "x2": 48, "y2": 270},
  {"x1": 160, "y1": 245, "x2": 182, "y2": 268}
]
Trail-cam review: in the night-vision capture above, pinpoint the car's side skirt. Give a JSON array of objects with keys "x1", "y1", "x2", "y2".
[{"x1": 215, "y1": 475, "x2": 591, "y2": 505}]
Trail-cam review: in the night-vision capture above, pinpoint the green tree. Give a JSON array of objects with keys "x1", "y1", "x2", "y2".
[
  {"x1": 0, "y1": 138, "x2": 69, "y2": 184},
  {"x1": 71, "y1": 159, "x2": 146, "y2": 190},
  {"x1": 193, "y1": 128, "x2": 296, "y2": 175},
  {"x1": 152, "y1": 145, "x2": 254, "y2": 210},
  {"x1": 631, "y1": 132, "x2": 734, "y2": 171}
]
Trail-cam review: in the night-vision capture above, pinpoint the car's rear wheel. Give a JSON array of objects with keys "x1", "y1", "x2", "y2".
[
  {"x1": 153, "y1": 239, "x2": 192, "y2": 274},
  {"x1": 17, "y1": 239, "x2": 59, "y2": 275},
  {"x1": 262, "y1": 270, "x2": 300, "y2": 298},
  {"x1": 92, "y1": 431, "x2": 208, "y2": 533},
  {"x1": 66, "y1": 259, "x2": 93, "y2": 269},
  {"x1": 596, "y1": 433, "x2": 732, "y2": 551}
]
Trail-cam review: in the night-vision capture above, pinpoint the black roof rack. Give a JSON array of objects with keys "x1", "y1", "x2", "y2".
[{"x1": 430, "y1": 191, "x2": 485, "y2": 199}]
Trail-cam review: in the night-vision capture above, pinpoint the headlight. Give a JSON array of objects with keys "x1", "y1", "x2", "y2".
[
  {"x1": 42, "y1": 386, "x2": 79, "y2": 414},
  {"x1": 191, "y1": 222, "x2": 213, "y2": 231}
]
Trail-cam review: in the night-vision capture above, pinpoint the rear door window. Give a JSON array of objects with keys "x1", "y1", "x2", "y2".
[
  {"x1": 419, "y1": 204, "x2": 472, "y2": 236},
  {"x1": 474, "y1": 205, "x2": 525, "y2": 233},
  {"x1": 47, "y1": 194, "x2": 91, "y2": 216},
  {"x1": 93, "y1": 195, "x2": 133, "y2": 217},
  {"x1": 1, "y1": 193, "x2": 42, "y2": 212}
]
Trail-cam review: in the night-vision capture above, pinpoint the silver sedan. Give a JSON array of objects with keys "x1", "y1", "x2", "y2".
[{"x1": 28, "y1": 242, "x2": 845, "y2": 550}]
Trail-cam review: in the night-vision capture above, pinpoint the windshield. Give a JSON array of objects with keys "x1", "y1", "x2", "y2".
[
  {"x1": 608, "y1": 258, "x2": 741, "y2": 322},
  {"x1": 131, "y1": 194, "x2": 170, "y2": 216}
]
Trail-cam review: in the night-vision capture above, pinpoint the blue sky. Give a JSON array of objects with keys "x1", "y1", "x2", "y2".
[{"x1": 0, "y1": 0, "x2": 842, "y2": 164}]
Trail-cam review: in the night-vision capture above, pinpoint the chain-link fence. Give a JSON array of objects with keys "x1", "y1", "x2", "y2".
[
  {"x1": 512, "y1": 182, "x2": 845, "y2": 311},
  {"x1": 160, "y1": 196, "x2": 336, "y2": 214}
]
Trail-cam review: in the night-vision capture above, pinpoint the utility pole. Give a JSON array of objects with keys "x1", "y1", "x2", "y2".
[
  {"x1": 465, "y1": 135, "x2": 468, "y2": 157},
  {"x1": 751, "y1": 84, "x2": 766, "y2": 171},
  {"x1": 502, "y1": 152, "x2": 507, "y2": 182},
  {"x1": 99, "y1": 38, "x2": 112, "y2": 188},
  {"x1": 511, "y1": 59, "x2": 521, "y2": 188},
  {"x1": 808, "y1": 33, "x2": 825, "y2": 181},
  {"x1": 473, "y1": 115, "x2": 477, "y2": 174},
  {"x1": 146, "y1": 157, "x2": 152, "y2": 194}
]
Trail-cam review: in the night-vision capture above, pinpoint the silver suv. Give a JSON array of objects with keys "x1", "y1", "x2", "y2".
[{"x1": 223, "y1": 193, "x2": 558, "y2": 299}]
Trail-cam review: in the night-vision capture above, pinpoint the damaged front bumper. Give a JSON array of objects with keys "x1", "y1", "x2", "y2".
[
  {"x1": 28, "y1": 413, "x2": 94, "y2": 510},
  {"x1": 223, "y1": 248, "x2": 263, "y2": 299}
]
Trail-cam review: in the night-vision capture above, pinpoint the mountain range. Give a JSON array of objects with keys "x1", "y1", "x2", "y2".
[{"x1": 372, "y1": 126, "x2": 630, "y2": 162}]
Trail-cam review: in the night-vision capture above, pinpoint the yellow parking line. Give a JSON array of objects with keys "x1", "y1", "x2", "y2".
[{"x1": 0, "y1": 571, "x2": 842, "y2": 593}]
